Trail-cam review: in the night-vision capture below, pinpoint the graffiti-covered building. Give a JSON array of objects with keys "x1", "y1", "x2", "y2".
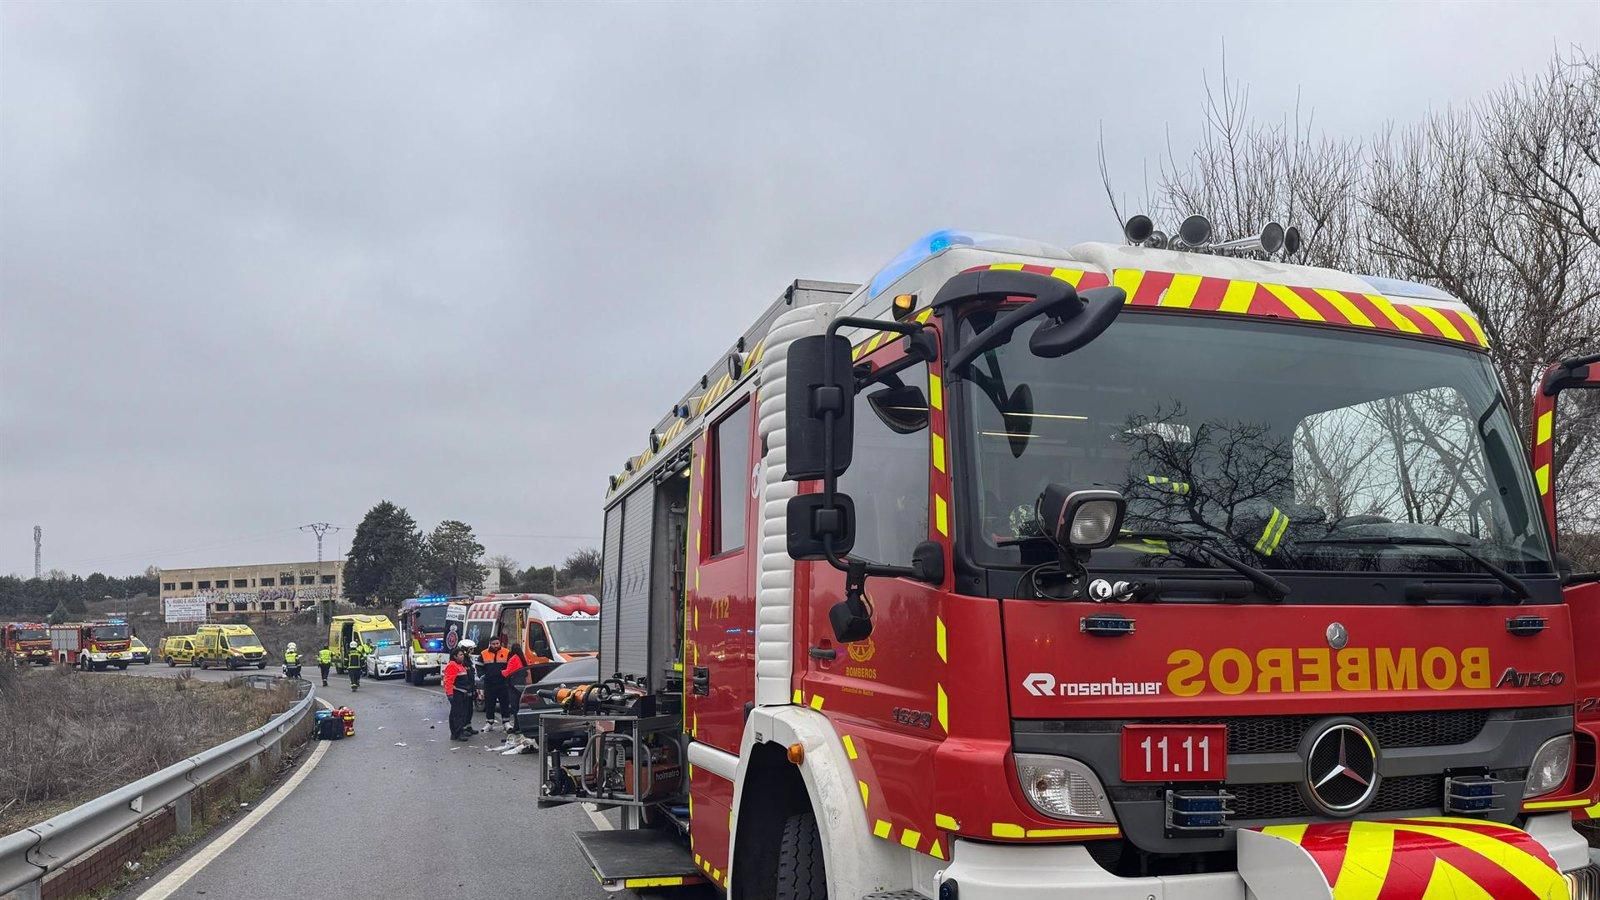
[{"x1": 157, "y1": 560, "x2": 344, "y2": 616}]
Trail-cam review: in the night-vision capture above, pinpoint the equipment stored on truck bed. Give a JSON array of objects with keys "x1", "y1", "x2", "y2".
[{"x1": 535, "y1": 224, "x2": 1600, "y2": 898}]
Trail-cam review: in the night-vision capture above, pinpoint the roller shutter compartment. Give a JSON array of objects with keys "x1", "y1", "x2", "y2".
[
  {"x1": 614, "y1": 485, "x2": 656, "y2": 680},
  {"x1": 599, "y1": 501, "x2": 623, "y2": 678}
]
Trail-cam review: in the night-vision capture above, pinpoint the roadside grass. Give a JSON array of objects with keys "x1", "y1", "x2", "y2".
[{"x1": 0, "y1": 667, "x2": 294, "y2": 834}]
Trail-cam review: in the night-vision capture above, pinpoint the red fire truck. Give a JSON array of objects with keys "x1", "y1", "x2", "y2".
[
  {"x1": 2, "y1": 622, "x2": 52, "y2": 666},
  {"x1": 532, "y1": 223, "x2": 1600, "y2": 898},
  {"x1": 50, "y1": 620, "x2": 135, "y2": 671}
]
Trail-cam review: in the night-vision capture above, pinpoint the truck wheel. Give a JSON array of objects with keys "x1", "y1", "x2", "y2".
[
  {"x1": 166, "y1": 657, "x2": 175, "y2": 667},
  {"x1": 775, "y1": 811, "x2": 827, "y2": 900}
]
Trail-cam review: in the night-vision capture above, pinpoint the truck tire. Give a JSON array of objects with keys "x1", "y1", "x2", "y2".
[
  {"x1": 775, "y1": 811, "x2": 827, "y2": 900},
  {"x1": 166, "y1": 657, "x2": 175, "y2": 667}
]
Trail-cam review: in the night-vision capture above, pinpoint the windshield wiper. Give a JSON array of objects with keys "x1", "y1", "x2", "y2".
[
  {"x1": 1298, "y1": 536, "x2": 1531, "y2": 601},
  {"x1": 1120, "y1": 530, "x2": 1291, "y2": 601}
]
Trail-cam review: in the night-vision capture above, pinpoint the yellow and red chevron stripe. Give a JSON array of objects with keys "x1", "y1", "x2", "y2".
[
  {"x1": 960, "y1": 263, "x2": 1489, "y2": 349},
  {"x1": 1256, "y1": 817, "x2": 1565, "y2": 900}
]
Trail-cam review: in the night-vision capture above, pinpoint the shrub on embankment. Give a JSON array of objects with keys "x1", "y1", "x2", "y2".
[{"x1": 0, "y1": 667, "x2": 294, "y2": 833}]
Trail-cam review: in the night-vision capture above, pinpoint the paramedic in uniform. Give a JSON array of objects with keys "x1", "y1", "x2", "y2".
[
  {"x1": 442, "y1": 640, "x2": 477, "y2": 741},
  {"x1": 478, "y1": 637, "x2": 512, "y2": 728}
]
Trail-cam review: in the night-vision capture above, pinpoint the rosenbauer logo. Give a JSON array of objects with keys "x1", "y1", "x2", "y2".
[{"x1": 1022, "y1": 673, "x2": 1164, "y2": 698}]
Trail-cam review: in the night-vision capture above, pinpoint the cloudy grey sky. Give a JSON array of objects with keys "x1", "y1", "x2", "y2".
[{"x1": 1, "y1": 1, "x2": 1592, "y2": 577}]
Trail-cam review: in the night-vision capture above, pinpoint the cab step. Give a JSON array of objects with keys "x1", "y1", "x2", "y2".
[
  {"x1": 574, "y1": 829, "x2": 707, "y2": 893},
  {"x1": 862, "y1": 891, "x2": 930, "y2": 899}
]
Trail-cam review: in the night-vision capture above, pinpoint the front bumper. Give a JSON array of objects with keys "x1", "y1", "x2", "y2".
[
  {"x1": 934, "y1": 813, "x2": 1596, "y2": 899},
  {"x1": 372, "y1": 658, "x2": 405, "y2": 677}
]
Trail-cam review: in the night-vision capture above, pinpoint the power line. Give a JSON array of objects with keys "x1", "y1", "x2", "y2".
[{"x1": 300, "y1": 523, "x2": 341, "y2": 626}]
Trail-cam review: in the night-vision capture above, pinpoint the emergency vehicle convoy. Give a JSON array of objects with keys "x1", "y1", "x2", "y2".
[
  {"x1": 2, "y1": 622, "x2": 52, "y2": 666},
  {"x1": 49, "y1": 620, "x2": 134, "y2": 670},
  {"x1": 532, "y1": 220, "x2": 1600, "y2": 898}
]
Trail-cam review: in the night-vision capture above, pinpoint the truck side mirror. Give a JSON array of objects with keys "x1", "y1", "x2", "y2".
[
  {"x1": 787, "y1": 493, "x2": 856, "y2": 560},
  {"x1": 1533, "y1": 352, "x2": 1600, "y2": 541},
  {"x1": 784, "y1": 333, "x2": 855, "y2": 481}
]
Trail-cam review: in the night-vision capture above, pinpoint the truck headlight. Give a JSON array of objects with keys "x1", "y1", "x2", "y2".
[
  {"x1": 1523, "y1": 735, "x2": 1572, "y2": 798},
  {"x1": 1013, "y1": 754, "x2": 1114, "y2": 822}
]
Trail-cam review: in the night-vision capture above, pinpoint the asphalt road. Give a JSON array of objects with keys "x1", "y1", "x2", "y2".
[{"x1": 112, "y1": 662, "x2": 628, "y2": 899}]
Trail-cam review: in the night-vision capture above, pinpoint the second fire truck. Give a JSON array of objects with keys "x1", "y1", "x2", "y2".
[
  {"x1": 531, "y1": 223, "x2": 1600, "y2": 898},
  {"x1": 2, "y1": 622, "x2": 52, "y2": 666}
]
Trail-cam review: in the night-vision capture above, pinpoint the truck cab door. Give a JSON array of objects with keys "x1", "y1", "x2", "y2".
[
  {"x1": 1532, "y1": 353, "x2": 1600, "y2": 815},
  {"x1": 686, "y1": 396, "x2": 758, "y2": 755}
]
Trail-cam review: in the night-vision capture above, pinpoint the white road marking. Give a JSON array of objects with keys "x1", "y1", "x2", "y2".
[
  {"x1": 582, "y1": 803, "x2": 614, "y2": 831},
  {"x1": 135, "y1": 700, "x2": 333, "y2": 900}
]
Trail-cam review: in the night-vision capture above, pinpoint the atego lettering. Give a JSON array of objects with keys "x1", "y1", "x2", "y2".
[
  {"x1": 1495, "y1": 668, "x2": 1565, "y2": 688},
  {"x1": 1165, "y1": 646, "x2": 1493, "y2": 697}
]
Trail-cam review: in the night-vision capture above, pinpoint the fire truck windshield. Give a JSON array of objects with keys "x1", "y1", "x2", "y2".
[
  {"x1": 957, "y1": 311, "x2": 1553, "y2": 587},
  {"x1": 411, "y1": 605, "x2": 448, "y2": 633},
  {"x1": 92, "y1": 624, "x2": 130, "y2": 641},
  {"x1": 13, "y1": 628, "x2": 46, "y2": 641}
]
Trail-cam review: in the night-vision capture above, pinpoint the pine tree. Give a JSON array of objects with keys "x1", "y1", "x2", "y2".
[
  {"x1": 343, "y1": 501, "x2": 424, "y2": 606},
  {"x1": 422, "y1": 520, "x2": 487, "y2": 595}
]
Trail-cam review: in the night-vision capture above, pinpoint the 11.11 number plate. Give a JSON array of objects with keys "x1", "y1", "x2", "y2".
[{"x1": 1120, "y1": 724, "x2": 1227, "y2": 782}]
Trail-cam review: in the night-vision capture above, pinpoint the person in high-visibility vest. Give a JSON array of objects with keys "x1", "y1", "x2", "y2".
[
  {"x1": 317, "y1": 646, "x2": 332, "y2": 686},
  {"x1": 442, "y1": 639, "x2": 478, "y2": 741},
  {"x1": 501, "y1": 643, "x2": 534, "y2": 733},
  {"x1": 282, "y1": 642, "x2": 302, "y2": 679},
  {"x1": 478, "y1": 638, "x2": 512, "y2": 727},
  {"x1": 347, "y1": 641, "x2": 368, "y2": 690}
]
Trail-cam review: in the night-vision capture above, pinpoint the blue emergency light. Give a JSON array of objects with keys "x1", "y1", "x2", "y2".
[{"x1": 868, "y1": 229, "x2": 976, "y2": 298}]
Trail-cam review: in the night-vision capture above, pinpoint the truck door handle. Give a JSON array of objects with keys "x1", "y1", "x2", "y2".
[
  {"x1": 808, "y1": 646, "x2": 837, "y2": 660},
  {"x1": 691, "y1": 666, "x2": 710, "y2": 695}
]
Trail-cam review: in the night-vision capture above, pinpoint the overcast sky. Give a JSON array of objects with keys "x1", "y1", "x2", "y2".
[{"x1": 0, "y1": 1, "x2": 1592, "y2": 577}]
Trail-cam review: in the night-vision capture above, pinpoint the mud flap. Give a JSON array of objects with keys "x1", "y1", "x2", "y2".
[{"x1": 1240, "y1": 817, "x2": 1567, "y2": 899}]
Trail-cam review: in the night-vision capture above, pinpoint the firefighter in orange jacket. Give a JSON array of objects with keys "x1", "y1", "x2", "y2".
[
  {"x1": 478, "y1": 638, "x2": 512, "y2": 727},
  {"x1": 442, "y1": 639, "x2": 477, "y2": 741}
]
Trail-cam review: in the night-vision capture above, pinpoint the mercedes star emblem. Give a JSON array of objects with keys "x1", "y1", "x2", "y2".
[
  {"x1": 1304, "y1": 722, "x2": 1379, "y2": 816},
  {"x1": 1325, "y1": 622, "x2": 1348, "y2": 650}
]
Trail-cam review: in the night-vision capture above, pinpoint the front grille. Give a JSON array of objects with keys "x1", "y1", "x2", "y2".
[
  {"x1": 1232, "y1": 775, "x2": 1439, "y2": 821},
  {"x1": 1152, "y1": 710, "x2": 1490, "y2": 754}
]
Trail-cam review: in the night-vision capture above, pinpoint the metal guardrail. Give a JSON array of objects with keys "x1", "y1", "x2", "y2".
[{"x1": 0, "y1": 677, "x2": 315, "y2": 896}]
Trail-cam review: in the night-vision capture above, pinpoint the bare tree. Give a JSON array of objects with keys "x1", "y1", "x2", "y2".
[{"x1": 1103, "y1": 47, "x2": 1600, "y2": 558}]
